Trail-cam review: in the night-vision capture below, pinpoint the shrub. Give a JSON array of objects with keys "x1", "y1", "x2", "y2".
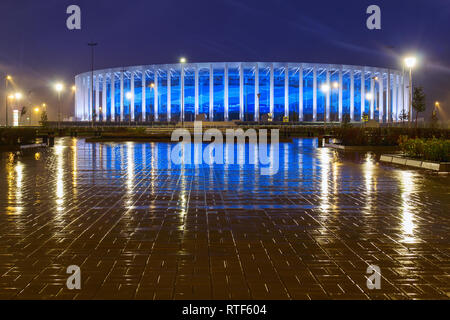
[
  {"x1": 399, "y1": 137, "x2": 450, "y2": 162},
  {"x1": 0, "y1": 128, "x2": 37, "y2": 146},
  {"x1": 333, "y1": 127, "x2": 450, "y2": 147}
]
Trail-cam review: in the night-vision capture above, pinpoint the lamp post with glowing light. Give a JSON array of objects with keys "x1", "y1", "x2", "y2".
[
  {"x1": 54, "y1": 83, "x2": 64, "y2": 129},
  {"x1": 180, "y1": 57, "x2": 186, "y2": 126},
  {"x1": 148, "y1": 82, "x2": 155, "y2": 121},
  {"x1": 404, "y1": 56, "x2": 417, "y2": 124}
]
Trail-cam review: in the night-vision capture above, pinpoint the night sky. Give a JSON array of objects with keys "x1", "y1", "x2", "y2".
[{"x1": 0, "y1": 0, "x2": 449, "y2": 121}]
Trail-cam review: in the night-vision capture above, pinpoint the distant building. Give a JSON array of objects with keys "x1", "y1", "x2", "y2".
[{"x1": 75, "y1": 62, "x2": 409, "y2": 123}]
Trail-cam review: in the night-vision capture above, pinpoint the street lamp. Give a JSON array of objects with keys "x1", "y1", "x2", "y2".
[
  {"x1": 54, "y1": 82, "x2": 64, "y2": 129},
  {"x1": 180, "y1": 57, "x2": 186, "y2": 125},
  {"x1": 404, "y1": 56, "x2": 417, "y2": 124},
  {"x1": 320, "y1": 83, "x2": 330, "y2": 130}
]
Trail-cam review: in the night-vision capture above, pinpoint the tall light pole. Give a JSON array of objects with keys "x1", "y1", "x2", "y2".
[
  {"x1": 404, "y1": 56, "x2": 417, "y2": 125},
  {"x1": 88, "y1": 42, "x2": 98, "y2": 128},
  {"x1": 180, "y1": 57, "x2": 186, "y2": 126},
  {"x1": 54, "y1": 83, "x2": 64, "y2": 129},
  {"x1": 4, "y1": 75, "x2": 12, "y2": 126}
]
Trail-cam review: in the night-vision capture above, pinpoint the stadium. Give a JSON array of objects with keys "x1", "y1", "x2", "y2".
[{"x1": 74, "y1": 62, "x2": 408, "y2": 123}]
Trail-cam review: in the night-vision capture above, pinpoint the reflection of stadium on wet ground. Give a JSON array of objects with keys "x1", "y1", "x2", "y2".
[{"x1": 0, "y1": 137, "x2": 448, "y2": 299}]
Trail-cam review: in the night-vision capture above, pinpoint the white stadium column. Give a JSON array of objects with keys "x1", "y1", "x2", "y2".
[
  {"x1": 386, "y1": 70, "x2": 390, "y2": 123},
  {"x1": 392, "y1": 74, "x2": 398, "y2": 122},
  {"x1": 88, "y1": 76, "x2": 92, "y2": 121},
  {"x1": 400, "y1": 73, "x2": 404, "y2": 121},
  {"x1": 111, "y1": 73, "x2": 115, "y2": 122},
  {"x1": 313, "y1": 66, "x2": 317, "y2": 122},
  {"x1": 195, "y1": 65, "x2": 199, "y2": 119},
  {"x1": 209, "y1": 64, "x2": 214, "y2": 121},
  {"x1": 361, "y1": 70, "x2": 365, "y2": 118},
  {"x1": 130, "y1": 71, "x2": 135, "y2": 121},
  {"x1": 254, "y1": 63, "x2": 259, "y2": 122},
  {"x1": 284, "y1": 64, "x2": 289, "y2": 118},
  {"x1": 167, "y1": 68, "x2": 171, "y2": 122},
  {"x1": 398, "y1": 74, "x2": 403, "y2": 121},
  {"x1": 154, "y1": 68, "x2": 159, "y2": 121},
  {"x1": 142, "y1": 69, "x2": 146, "y2": 122},
  {"x1": 404, "y1": 74, "x2": 409, "y2": 120},
  {"x1": 180, "y1": 65, "x2": 184, "y2": 122},
  {"x1": 398, "y1": 73, "x2": 403, "y2": 121},
  {"x1": 120, "y1": 71, "x2": 124, "y2": 121},
  {"x1": 239, "y1": 63, "x2": 244, "y2": 121},
  {"x1": 326, "y1": 68, "x2": 330, "y2": 121},
  {"x1": 299, "y1": 64, "x2": 303, "y2": 122},
  {"x1": 350, "y1": 69, "x2": 354, "y2": 121},
  {"x1": 95, "y1": 74, "x2": 100, "y2": 121},
  {"x1": 84, "y1": 77, "x2": 88, "y2": 121},
  {"x1": 102, "y1": 73, "x2": 107, "y2": 122},
  {"x1": 224, "y1": 63, "x2": 229, "y2": 121},
  {"x1": 269, "y1": 63, "x2": 274, "y2": 115},
  {"x1": 379, "y1": 73, "x2": 384, "y2": 123},
  {"x1": 338, "y1": 67, "x2": 343, "y2": 122},
  {"x1": 370, "y1": 72, "x2": 374, "y2": 120}
]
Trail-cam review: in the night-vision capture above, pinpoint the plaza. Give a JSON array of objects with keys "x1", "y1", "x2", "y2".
[{"x1": 0, "y1": 137, "x2": 448, "y2": 299}]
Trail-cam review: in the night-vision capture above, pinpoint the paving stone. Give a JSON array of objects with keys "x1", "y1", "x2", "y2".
[{"x1": 0, "y1": 138, "x2": 448, "y2": 299}]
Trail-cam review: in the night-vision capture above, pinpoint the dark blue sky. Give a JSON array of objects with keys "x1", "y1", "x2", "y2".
[{"x1": 0, "y1": 0, "x2": 449, "y2": 120}]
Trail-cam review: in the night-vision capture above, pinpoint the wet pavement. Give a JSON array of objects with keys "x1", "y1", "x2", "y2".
[{"x1": 0, "y1": 137, "x2": 449, "y2": 300}]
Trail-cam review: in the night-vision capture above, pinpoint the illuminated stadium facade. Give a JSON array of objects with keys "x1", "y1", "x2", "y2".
[{"x1": 74, "y1": 62, "x2": 409, "y2": 123}]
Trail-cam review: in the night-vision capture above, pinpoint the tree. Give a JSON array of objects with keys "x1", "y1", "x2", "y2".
[{"x1": 412, "y1": 86, "x2": 426, "y2": 128}]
